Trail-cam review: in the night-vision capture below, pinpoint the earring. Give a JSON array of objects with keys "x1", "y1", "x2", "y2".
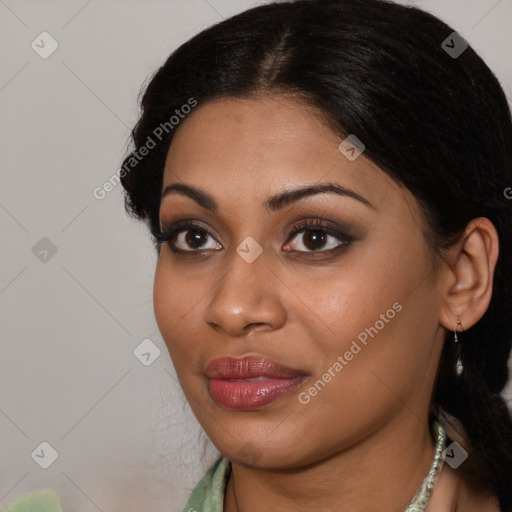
[
  {"x1": 454, "y1": 317, "x2": 464, "y2": 375},
  {"x1": 454, "y1": 317, "x2": 463, "y2": 343}
]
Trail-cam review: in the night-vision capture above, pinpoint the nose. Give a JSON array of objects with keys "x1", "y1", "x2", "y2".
[{"x1": 203, "y1": 250, "x2": 287, "y2": 337}]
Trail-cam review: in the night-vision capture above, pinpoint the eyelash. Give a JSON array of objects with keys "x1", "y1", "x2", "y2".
[{"x1": 153, "y1": 219, "x2": 354, "y2": 257}]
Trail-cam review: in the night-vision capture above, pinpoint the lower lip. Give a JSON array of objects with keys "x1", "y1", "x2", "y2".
[{"x1": 208, "y1": 377, "x2": 306, "y2": 410}]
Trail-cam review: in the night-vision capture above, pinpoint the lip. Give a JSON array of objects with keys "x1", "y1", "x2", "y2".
[{"x1": 205, "y1": 355, "x2": 308, "y2": 410}]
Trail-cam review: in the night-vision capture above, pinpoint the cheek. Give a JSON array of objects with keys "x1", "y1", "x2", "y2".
[
  {"x1": 152, "y1": 256, "x2": 203, "y2": 367},
  {"x1": 294, "y1": 237, "x2": 439, "y2": 394},
  {"x1": 290, "y1": 256, "x2": 404, "y2": 349},
  {"x1": 153, "y1": 256, "x2": 174, "y2": 336},
  {"x1": 298, "y1": 263, "x2": 439, "y2": 410}
]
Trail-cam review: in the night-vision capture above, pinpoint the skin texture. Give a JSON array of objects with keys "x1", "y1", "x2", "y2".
[{"x1": 153, "y1": 95, "x2": 499, "y2": 511}]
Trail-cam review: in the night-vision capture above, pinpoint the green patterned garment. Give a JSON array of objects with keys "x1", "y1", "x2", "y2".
[
  {"x1": 1, "y1": 489, "x2": 62, "y2": 512},
  {"x1": 183, "y1": 422, "x2": 446, "y2": 512}
]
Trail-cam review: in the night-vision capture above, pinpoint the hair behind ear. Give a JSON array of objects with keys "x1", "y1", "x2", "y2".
[{"x1": 433, "y1": 332, "x2": 512, "y2": 507}]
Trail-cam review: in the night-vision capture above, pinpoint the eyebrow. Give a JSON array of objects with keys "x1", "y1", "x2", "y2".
[{"x1": 160, "y1": 182, "x2": 374, "y2": 212}]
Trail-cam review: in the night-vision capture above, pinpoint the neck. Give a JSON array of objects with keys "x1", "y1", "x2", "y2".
[{"x1": 224, "y1": 414, "x2": 437, "y2": 512}]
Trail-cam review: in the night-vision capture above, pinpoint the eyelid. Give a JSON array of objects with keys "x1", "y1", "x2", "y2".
[
  {"x1": 283, "y1": 217, "x2": 355, "y2": 240},
  {"x1": 159, "y1": 218, "x2": 211, "y2": 236},
  {"x1": 154, "y1": 219, "x2": 221, "y2": 249}
]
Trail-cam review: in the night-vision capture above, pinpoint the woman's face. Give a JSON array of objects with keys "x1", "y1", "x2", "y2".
[{"x1": 154, "y1": 95, "x2": 446, "y2": 468}]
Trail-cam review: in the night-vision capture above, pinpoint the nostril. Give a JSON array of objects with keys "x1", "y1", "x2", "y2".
[{"x1": 244, "y1": 323, "x2": 271, "y2": 334}]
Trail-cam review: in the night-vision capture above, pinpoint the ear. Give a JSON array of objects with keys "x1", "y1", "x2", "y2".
[{"x1": 439, "y1": 217, "x2": 499, "y2": 333}]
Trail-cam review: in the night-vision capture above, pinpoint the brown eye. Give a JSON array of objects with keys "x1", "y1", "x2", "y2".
[
  {"x1": 154, "y1": 221, "x2": 222, "y2": 253},
  {"x1": 172, "y1": 227, "x2": 221, "y2": 251},
  {"x1": 302, "y1": 230, "x2": 328, "y2": 251},
  {"x1": 287, "y1": 229, "x2": 348, "y2": 252},
  {"x1": 284, "y1": 219, "x2": 354, "y2": 254},
  {"x1": 184, "y1": 228, "x2": 209, "y2": 249}
]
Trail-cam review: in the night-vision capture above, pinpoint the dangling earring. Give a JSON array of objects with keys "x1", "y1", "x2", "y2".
[
  {"x1": 454, "y1": 317, "x2": 463, "y2": 343},
  {"x1": 454, "y1": 317, "x2": 464, "y2": 375}
]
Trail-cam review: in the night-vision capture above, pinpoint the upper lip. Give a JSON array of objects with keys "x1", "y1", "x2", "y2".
[{"x1": 205, "y1": 355, "x2": 308, "y2": 380}]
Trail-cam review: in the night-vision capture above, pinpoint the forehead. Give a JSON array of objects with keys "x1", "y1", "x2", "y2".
[
  {"x1": 161, "y1": 95, "x2": 413, "y2": 216},
  {"x1": 165, "y1": 95, "x2": 337, "y2": 173}
]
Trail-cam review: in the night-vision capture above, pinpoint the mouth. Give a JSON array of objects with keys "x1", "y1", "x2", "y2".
[{"x1": 205, "y1": 355, "x2": 308, "y2": 410}]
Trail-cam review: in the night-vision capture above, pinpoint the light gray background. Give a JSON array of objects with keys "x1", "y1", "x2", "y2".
[{"x1": 1, "y1": 1, "x2": 511, "y2": 511}]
